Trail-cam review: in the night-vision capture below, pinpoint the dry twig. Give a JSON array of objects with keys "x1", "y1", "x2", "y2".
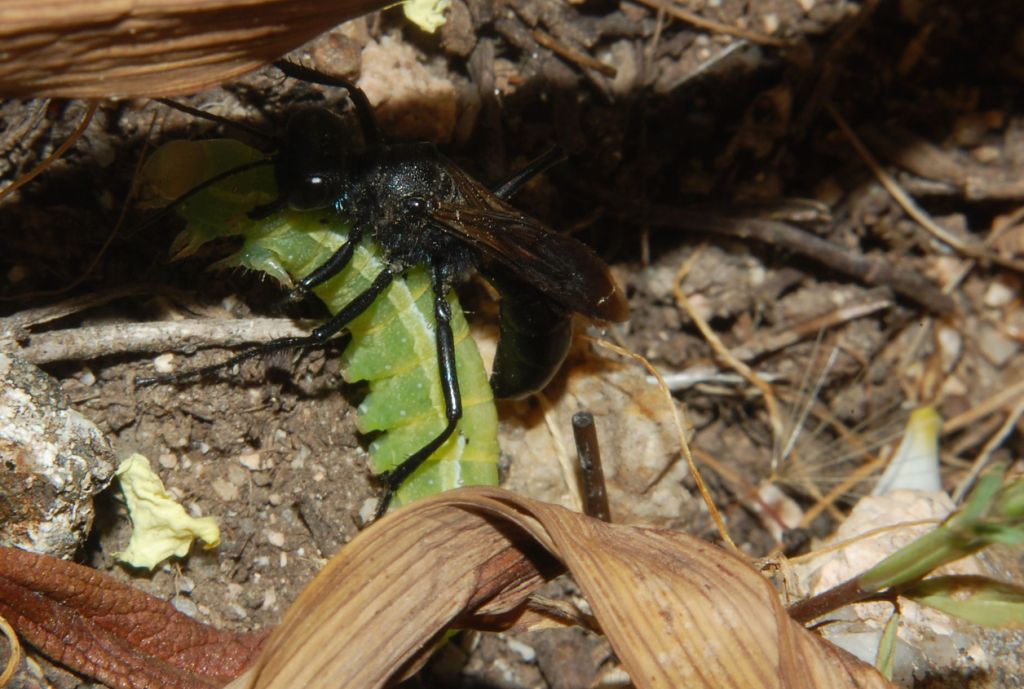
[
  {"x1": 0, "y1": 102, "x2": 96, "y2": 203},
  {"x1": 827, "y1": 102, "x2": 1024, "y2": 274},
  {"x1": 673, "y1": 246, "x2": 787, "y2": 473},
  {"x1": 14, "y1": 318, "x2": 308, "y2": 365},
  {"x1": 643, "y1": 205, "x2": 956, "y2": 314},
  {"x1": 633, "y1": 0, "x2": 789, "y2": 47}
]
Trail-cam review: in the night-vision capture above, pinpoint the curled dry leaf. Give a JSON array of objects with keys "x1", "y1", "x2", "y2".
[
  {"x1": 0, "y1": 0, "x2": 391, "y2": 98},
  {"x1": 231, "y1": 487, "x2": 895, "y2": 689}
]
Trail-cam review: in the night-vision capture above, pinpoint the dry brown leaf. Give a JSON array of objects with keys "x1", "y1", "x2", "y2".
[
  {"x1": 500, "y1": 351, "x2": 685, "y2": 524},
  {"x1": 0, "y1": 0, "x2": 390, "y2": 98},
  {"x1": 231, "y1": 487, "x2": 895, "y2": 689},
  {"x1": 0, "y1": 545, "x2": 266, "y2": 689}
]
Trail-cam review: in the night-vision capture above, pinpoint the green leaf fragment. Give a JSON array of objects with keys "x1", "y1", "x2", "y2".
[
  {"x1": 875, "y1": 611, "x2": 901, "y2": 679},
  {"x1": 905, "y1": 575, "x2": 1024, "y2": 629}
]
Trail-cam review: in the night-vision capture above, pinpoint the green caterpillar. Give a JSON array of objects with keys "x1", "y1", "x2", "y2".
[{"x1": 142, "y1": 139, "x2": 499, "y2": 508}]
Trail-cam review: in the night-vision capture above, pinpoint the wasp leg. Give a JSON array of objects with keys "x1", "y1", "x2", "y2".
[
  {"x1": 491, "y1": 145, "x2": 567, "y2": 200},
  {"x1": 137, "y1": 268, "x2": 395, "y2": 386},
  {"x1": 375, "y1": 263, "x2": 463, "y2": 518},
  {"x1": 273, "y1": 60, "x2": 380, "y2": 146},
  {"x1": 279, "y1": 226, "x2": 366, "y2": 306}
]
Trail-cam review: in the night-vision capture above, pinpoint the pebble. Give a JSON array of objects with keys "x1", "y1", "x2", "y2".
[
  {"x1": 936, "y1": 324, "x2": 963, "y2": 372},
  {"x1": 211, "y1": 479, "x2": 239, "y2": 502},
  {"x1": 227, "y1": 465, "x2": 248, "y2": 486},
  {"x1": 238, "y1": 451, "x2": 262, "y2": 471},
  {"x1": 504, "y1": 638, "x2": 537, "y2": 663},
  {"x1": 265, "y1": 529, "x2": 285, "y2": 548},
  {"x1": 171, "y1": 596, "x2": 199, "y2": 618},
  {"x1": 972, "y1": 145, "x2": 1000, "y2": 163},
  {"x1": 359, "y1": 498, "x2": 378, "y2": 524},
  {"x1": 177, "y1": 575, "x2": 196, "y2": 594},
  {"x1": 978, "y1": 324, "x2": 1018, "y2": 366},
  {"x1": 158, "y1": 453, "x2": 179, "y2": 469},
  {"x1": 983, "y1": 279, "x2": 1016, "y2": 308},
  {"x1": 153, "y1": 353, "x2": 176, "y2": 374}
]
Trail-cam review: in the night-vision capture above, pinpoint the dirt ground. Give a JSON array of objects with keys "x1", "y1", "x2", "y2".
[{"x1": 2, "y1": 0, "x2": 1024, "y2": 687}]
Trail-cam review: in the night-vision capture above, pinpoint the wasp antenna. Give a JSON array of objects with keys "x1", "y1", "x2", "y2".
[
  {"x1": 154, "y1": 98, "x2": 274, "y2": 141},
  {"x1": 491, "y1": 145, "x2": 568, "y2": 200},
  {"x1": 272, "y1": 60, "x2": 381, "y2": 146}
]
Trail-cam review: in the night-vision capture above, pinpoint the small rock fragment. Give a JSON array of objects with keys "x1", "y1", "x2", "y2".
[
  {"x1": 977, "y1": 324, "x2": 1018, "y2": 366},
  {"x1": 238, "y1": 451, "x2": 262, "y2": 471},
  {"x1": 0, "y1": 352, "x2": 115, "y2": 558},
  {"x1": 211, "y1": 479, "x2": 239, "y2": 502}
]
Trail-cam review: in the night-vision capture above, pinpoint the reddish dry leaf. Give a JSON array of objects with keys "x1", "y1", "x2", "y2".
[
  {"x1": 0, "y1": 0, "x2": 390, "y2": 98},
  {"x1": 0, "y1": 546, "x2": 266, "y2": 689},
  {"x1": 229, "y1": 487, "x2": 895, "y2": 689}
]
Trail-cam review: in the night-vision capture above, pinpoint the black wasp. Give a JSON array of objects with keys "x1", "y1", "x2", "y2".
[{"x1": 147, "y1": 60, "x2": 629, "y2": 516}]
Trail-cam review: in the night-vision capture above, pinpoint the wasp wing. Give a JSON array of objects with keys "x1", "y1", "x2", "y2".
[{"x1": 427, "y1": 173, "x2": 628, "y2": 322}]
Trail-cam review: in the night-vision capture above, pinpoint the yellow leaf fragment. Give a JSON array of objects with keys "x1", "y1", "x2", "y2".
[
  {"x1": 403, "y1": 0, "x2": 450, "y2": 33},
  {"x1": 115, "y1": 453, "x2": 220, "y2": 569}
]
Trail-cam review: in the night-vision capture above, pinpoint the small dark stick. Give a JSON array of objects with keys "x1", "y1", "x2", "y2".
[{"x1": 571, "y1": 411, "x2": 611, "y2": 522}]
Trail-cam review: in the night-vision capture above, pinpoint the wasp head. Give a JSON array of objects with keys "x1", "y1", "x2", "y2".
[{"x1": 274, "y1": 107, "x2": 356, "y2": 211}]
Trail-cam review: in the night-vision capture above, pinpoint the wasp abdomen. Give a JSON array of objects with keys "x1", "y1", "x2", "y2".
[{"x1": 484, "y1": 264, "x2": 573, "y2": 399}]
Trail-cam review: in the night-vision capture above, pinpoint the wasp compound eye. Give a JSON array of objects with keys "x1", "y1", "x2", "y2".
[
  {"x1": 289, "y1": 174, "x2": 332, "y2": 210},
  {"x1": 404, "y1": 196, "x2": 428, "y2": 214}
]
